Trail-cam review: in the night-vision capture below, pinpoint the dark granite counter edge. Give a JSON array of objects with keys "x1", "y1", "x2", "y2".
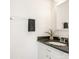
[
  {"x1": 37, "y1": 36, "x2": 69, "y2": 54},
  {"x1": 38, "y1": 41, "x2": 69, "y2": 54},
  {"x1": 38, "y1": 41, "x2": 69, "y2": 53}
]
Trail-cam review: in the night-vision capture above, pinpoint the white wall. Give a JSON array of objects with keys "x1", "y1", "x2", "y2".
[{"x1": 10, "y1": 0, "x2": 55, "y2": 59}]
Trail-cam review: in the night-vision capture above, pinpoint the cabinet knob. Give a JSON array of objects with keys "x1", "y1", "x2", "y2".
[
  {"x1": 47, "y1": 49, "x2": 51, "y2": 52},
  {"x1": 49, "y1": 57, "x2": 51, "y2": 59},
  {"x1": 46, "y1": 55, "x2": 49, "y2": 57}
]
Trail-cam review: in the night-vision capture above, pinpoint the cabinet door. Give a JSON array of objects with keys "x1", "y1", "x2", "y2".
[
  {"x1": 38, "y1": 42, "x2": 48, "y2": 59},
  {"x1": 47, "y1": 46, "x2": 69, "y2": 59},
  {"x1": 38, "y1": 42, "x2": 52, "y2": 59},
  {"x1": 38, "y1": 42, "x2": 68, "y2": 59},
  {"x1": 43, "y1": 43, "x2": 69, "y2": 59}
]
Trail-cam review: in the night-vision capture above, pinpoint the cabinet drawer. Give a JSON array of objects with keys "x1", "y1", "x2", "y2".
[
  {"x1": 38, "y1": 42, "x2": 69, "y2": 59},
  {"x1": 46, "y1": 45, "x2": 69, "y2": 59},
  {"x1": 47, "y1": 45, "x2": 68, "y2": 54}
]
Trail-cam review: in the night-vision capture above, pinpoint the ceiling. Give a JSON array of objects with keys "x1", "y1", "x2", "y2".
[{"x1": 54, "y1": 0, "x2": 68, "y2": 6}]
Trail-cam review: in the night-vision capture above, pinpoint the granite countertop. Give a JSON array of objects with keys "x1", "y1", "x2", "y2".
[{"x1": 37, "y1": 36, "x2": 69, "y2": 53}]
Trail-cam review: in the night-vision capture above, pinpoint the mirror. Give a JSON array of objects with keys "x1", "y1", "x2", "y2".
[
  {"x1": 55, "y1": 0, "x2": 69, "y2": 30},
  {"x1": 54, "y1": 0, "x2": 69, "y2": 38}
]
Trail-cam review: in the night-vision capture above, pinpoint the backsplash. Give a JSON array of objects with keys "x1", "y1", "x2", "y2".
[{"x1": 54, "y1": 30, "x2": 69, "y2": 38}]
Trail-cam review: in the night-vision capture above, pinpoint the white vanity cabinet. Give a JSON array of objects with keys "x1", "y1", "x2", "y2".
[
  {"x1": 38, "y1": 42, "x2": 52, "y2": 59},
  {"x1": 38, "y1": 42, "x2": 69, "y2": 59}
]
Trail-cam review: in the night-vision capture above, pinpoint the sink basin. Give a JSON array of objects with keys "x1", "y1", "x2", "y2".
[{"x1": 46, "y1": 42, "x2": 67, "y2": 46}]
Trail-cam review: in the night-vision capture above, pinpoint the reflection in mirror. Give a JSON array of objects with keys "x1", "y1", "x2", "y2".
[{"x1": 63, "y1": 22, "x2": 68, "y2": 29}]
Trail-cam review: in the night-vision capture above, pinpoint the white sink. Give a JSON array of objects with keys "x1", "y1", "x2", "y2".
[{"x1": 47, "y1": 42, "x2": 67, "y2": 46}]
